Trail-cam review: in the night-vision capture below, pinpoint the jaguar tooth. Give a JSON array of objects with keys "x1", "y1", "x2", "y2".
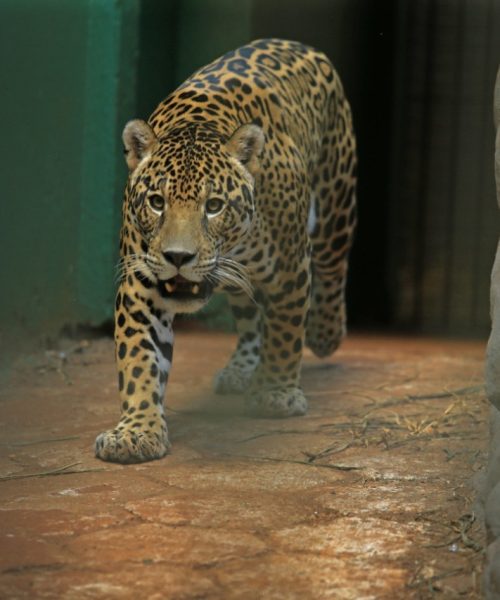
[
  {"x1": 192, "y1": 283, "x2": 200, "y2": 295},
  {"x1": 165, "y1": 281, "x2": 176, "y2": 293}
]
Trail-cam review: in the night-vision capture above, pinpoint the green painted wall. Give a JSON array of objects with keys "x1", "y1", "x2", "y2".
[
  {"x1": 0, "y1": 0, "x2": 139, "y2": 352},
  {"x1": 78, "y1": 0, "x2": 140, "y2": 325},
  {"x1": 0, "y1": 0, "x2": 252, "y2": 353},
  {"x1": 1, "y1": 0, "x2": 88, "y2": 345}
]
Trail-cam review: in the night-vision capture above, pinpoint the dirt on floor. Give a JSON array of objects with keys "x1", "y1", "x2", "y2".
[{"x1": 0, "y1": 330, "x2": 490, "y2": 599}]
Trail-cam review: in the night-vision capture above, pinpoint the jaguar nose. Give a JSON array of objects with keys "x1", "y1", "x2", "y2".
[{"x1": 162, "y1": 251, "x2": 197, "y2": 269}]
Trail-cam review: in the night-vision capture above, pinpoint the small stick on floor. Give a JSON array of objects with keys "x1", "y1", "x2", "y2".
[
  {"x1": 229, "y1": 453, "x2": 363, "y2": 471},
  {"x1": 0, "y1": 462, "x2": 105, "y2": 481},
  {"x1": 6, "y1": 436, "x2": 81, "y2": 448}
]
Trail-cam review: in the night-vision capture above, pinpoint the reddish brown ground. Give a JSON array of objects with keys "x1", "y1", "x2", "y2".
[{"x1": 0, "y1": 331, "x2": 489, "y2": 599}]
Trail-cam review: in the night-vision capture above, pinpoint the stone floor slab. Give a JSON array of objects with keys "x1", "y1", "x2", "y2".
[{"x1": 0, "y1": 331, "x2": 489, "y2": 599}]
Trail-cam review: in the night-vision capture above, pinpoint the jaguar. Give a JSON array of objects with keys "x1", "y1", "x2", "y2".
[{"x1": 95, "y1": 38, "x2": 357, "y2": 463}]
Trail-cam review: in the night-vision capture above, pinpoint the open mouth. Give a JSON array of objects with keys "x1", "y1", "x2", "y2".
[{"x1": 160, "y1": 275, "x2": 213, "y2": 301}]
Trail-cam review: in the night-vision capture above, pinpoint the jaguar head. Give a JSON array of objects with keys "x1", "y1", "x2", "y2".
[{"x1": 121, "y1": 119, "x2": 264, "y2": 313}]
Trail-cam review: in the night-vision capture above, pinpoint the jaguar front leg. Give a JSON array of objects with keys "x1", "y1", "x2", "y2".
[
  {"x1": 246, "y1": 256, "x2": 311, "y2": 417},
  {"x1": 95, "y1": 282, "x2": 173, "y2": 463}
]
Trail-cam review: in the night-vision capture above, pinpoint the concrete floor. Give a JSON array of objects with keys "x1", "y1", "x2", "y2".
[{"x1": 0, "y1": 330, "x2": 489, "y2": 599}]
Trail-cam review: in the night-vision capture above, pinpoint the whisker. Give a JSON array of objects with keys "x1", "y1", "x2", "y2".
[
  {"x1": 115, "y1": 253, "x2": 152, "y2": 283},
  {"x1": 218, "y1": 257, "x2": 255, "y2": 280},
  {"x1": 213, "y1": 259, "x2": 255, "y2": 303}
]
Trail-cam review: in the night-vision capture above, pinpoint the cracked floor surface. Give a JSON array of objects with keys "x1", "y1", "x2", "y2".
[{"x1": 0, "y1": 330, "x2": 489, "y2": 599}]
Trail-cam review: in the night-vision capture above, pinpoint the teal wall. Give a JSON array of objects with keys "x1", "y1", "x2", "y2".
[
  {"x1": 78, "y1": 0, "x2": 140, "y2": 325},
  {"x1": 0, "y1": 0, "x2": 140, "y2": 351},
  {"x1": 1, "y1": 0, "x2": 87, "y2": 341},
  {"x1": 0, "y1": 0, "x2": 252, "y2": 352}
]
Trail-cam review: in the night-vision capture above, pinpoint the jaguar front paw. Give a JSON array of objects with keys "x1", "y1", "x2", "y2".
[
  {"x1": 95, "y1": 427, "x2": 170, "y2": 464},
  {"x1": 245, "y1": 386, "x2": 308, "y2": 418}
]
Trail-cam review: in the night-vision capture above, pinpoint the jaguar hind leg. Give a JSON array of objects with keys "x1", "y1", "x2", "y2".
[
  {"x1": 306, "y1": 265, "x2": 349, "y2": 358},
  {"x1": 306, "y1": 93, "x2": 357, "y2": 358}
]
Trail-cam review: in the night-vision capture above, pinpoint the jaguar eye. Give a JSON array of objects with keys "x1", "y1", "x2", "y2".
[
  {"x1": 148, "y1": 194, "x2": 165, "y2": 213},
  {"x1": 205, "y1": 198, "x2": 225, "y2": 216}
]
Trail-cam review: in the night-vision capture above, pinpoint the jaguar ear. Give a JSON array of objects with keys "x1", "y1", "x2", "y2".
[
  {"x1": 226, "y1": 123, "x2": 264, "y2": 175},
  {"x1": 122, "y1": 119, "x2": 158, "y2": 172}
]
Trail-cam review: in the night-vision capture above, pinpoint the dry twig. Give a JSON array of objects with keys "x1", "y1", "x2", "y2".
[
  {"x1": 0, "y1": 462, "x2": 105, "y2": 481},
  {"x1": 302, "y1": 437, "x2": 356, "y2": 463},
  {"x1": 6, "y1": 436, "x2": 81, "y2": 448},
  {"x1": 227, "y1": 453, "x2": 363, "y2": 471}
]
